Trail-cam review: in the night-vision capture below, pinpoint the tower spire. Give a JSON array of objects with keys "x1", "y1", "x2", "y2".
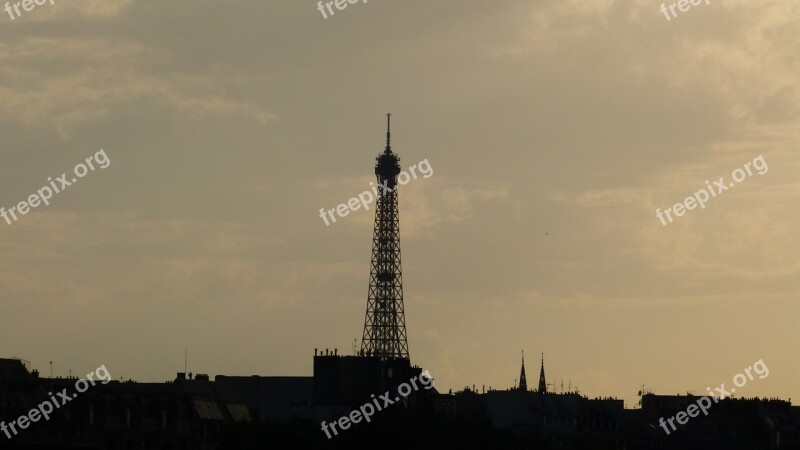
[
  {"x1": 538, "y1": 353, "x2": 547, "y2": 393},
  {"x1": 519, "y1": 350, "x2": 528, "y2": 391},
  {"x1": 385, "y1": 113, "x2": 392, "y2": 153}
]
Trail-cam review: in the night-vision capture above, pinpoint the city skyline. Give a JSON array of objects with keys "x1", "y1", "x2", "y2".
[{"x1": 0, "y1": 0, "x2": 798, "y2": 411}]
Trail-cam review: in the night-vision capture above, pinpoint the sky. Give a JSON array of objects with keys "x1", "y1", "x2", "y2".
[{"x1": 0, "y1": 0, "x2": 798, "y2": 407}]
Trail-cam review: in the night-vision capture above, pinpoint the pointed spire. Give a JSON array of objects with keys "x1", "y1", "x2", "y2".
[
  {"x1": 538, "y1": 352, "x2": 547, "y2": 394},
  {"x1": 518, "y1": 350, "x2": 528, "y2": 391},
  {"x1": 385, "y1": 113, "x2": 392, "y2": 153}
]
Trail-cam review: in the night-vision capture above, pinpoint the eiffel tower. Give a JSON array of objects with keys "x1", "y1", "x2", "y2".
[{"x1": 360, "y1": 114, "x2": 410, "y2": 360}]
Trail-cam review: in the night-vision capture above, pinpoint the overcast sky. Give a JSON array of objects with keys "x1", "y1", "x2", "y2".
[{"x1": 0, "y1": 0, "x2": 798, "y2": 406}]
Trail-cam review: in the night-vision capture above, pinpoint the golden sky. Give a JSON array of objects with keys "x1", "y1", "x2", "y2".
[{"x1": 0, "y1": 0, "x2": 798, "y2": 406}]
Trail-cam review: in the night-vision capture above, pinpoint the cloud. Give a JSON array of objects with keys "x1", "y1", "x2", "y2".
[
  {"x1": 0, "y1": 37, "x2": 275, "y2": 138},
  {"x1": 7, "y1": 0, "x2": 133, "y2": 21},
  {"x1": 550, "y1": 189, "x2": 646, "y2": 208}
]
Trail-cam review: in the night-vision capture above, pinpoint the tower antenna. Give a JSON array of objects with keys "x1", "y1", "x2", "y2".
[{"x1": 385, "y1": 113, "x2": 391, "y2": 152}]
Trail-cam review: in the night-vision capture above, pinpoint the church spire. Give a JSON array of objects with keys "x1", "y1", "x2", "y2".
[
  {"x1": 538, "y1": 353, "x2": 547, "y2": 393},
  {"x1": 518, "y1": 350, "x2": 528, "y2": 391}
]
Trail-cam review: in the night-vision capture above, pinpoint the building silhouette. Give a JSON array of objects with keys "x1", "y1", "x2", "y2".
[{"x1": 0, "y1": 359, "x2": 249, "y2": 449}]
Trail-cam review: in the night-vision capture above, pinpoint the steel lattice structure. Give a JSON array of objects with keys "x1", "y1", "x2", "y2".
[{"x1": 360, "y1": 114, "x2": 409, "y2": 360}]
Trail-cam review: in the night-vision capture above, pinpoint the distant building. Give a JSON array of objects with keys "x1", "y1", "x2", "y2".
[
  {"x1": 0, "y1": 360, "x2": 250, "y2": 450},
  {"x1": 214, "y1": 375, "x2": 311, "y2": 423},
  {"x1": 311, "y1": 349, "x2": 426, "y2": 419}
]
